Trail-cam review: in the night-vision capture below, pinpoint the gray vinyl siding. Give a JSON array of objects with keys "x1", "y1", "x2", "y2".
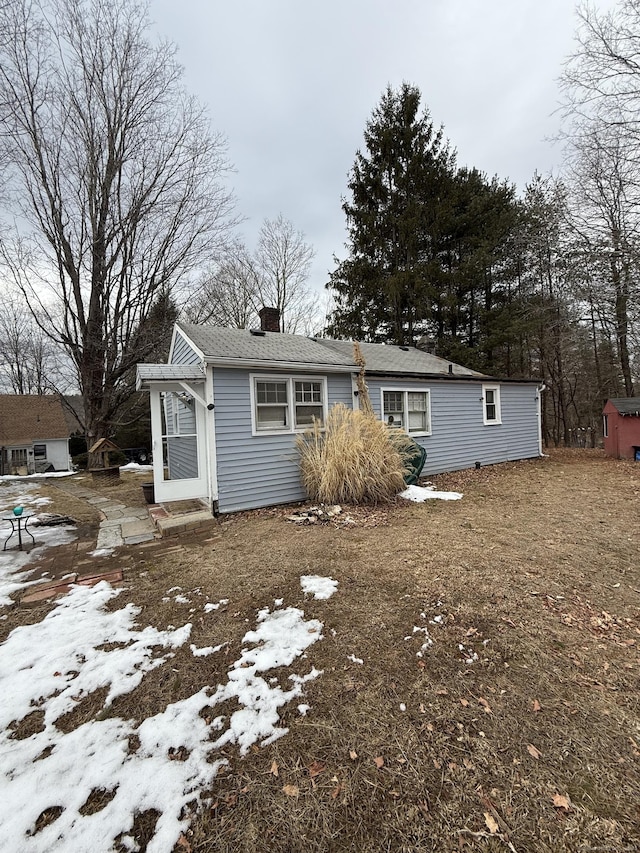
[
  {"x1": 367, "y1": 378, "x2": 540, "y2": 475},
  {"x1": 212, "y1": 367, "x2": 354, "y2": 513},
  {"x1": 171, "y1": 330, "x2": 201, "y2": 365}
]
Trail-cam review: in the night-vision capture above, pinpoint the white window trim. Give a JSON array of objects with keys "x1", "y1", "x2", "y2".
[
  {"x1": 603, "y1": 413, "x2": 608, "y2": 438},
  {"x1": 250, "y1": 374, "x2": 329, "y2": 436},
  {"x1": 379, "y1": 387, "x2": 432, "y2": 437},
  {"x1": 482, "y1": 384, "x2": 502, "y2": 425}
]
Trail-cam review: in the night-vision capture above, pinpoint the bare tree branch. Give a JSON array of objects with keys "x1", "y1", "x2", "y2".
[
  {"x1": 255, "y1": 213, "x2": 318, "y2": 333},
  {"x1": 0, "y1": 0, "x2": 237, "y2": 450}
]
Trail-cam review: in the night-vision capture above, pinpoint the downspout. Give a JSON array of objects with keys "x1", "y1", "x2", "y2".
[{"x1": 537, "y1": 383, "x2": 546, "y2": 457}]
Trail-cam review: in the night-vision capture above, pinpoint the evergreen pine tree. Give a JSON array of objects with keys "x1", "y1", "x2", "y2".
[{"x1": 327, "y1": 83, "x2": 455, "y2": 345}]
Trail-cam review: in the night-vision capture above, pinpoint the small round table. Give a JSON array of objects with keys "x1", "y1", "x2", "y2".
[{"x1": 2, "y1": 512, "x2": 36, "y2": 551}]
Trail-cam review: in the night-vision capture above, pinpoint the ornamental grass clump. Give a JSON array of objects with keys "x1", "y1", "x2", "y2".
[{"x1": 296, "y1": 403, "x2": 413, "y2": 505}]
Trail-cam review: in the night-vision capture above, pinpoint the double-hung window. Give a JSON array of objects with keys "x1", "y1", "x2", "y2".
[
  {"x1": 255, "y1": 380, "x2": 289, "y2": 431},
  {"x1": 33, "y1": 444, "x2": 47, "y2": 460},
  {"x1": 294, "y1": 380, "x2": 323, "y2": 428},
  {"x1": 252, "y1": 376, "x2": 327, "y2": 434},
  {"x1": 382, "y1": 389, "x2": 431, "y2": 435},
  {"x1": 482, "y1": 384, "x2": 502, "y2": 425}
]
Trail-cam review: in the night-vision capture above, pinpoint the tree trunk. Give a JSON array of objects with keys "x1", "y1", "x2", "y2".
[{"x1": 612, "y1": 258, "x2": 634, "y2": 396}]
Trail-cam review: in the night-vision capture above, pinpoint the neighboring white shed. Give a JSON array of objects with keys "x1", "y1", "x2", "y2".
[{"x1": 0, "y1": 395, "x2": 73, "y2": 474}]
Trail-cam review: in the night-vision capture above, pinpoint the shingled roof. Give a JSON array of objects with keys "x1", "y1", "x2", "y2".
[
  {"x1": 609, "y1": 397, "x2": 640, "y2": 416},
  {"x1": 177, "y1": 323, "x2": 355, "y2": 369},
  {"x1": 0, "y1": 395, "x2": 71, "y2": 445},
  {"x1": 175, "y1": 322, "x2": 482, "y2": 376},
  {"x1": 315, "y1": 339, "x2": 485, "y2": 377}
]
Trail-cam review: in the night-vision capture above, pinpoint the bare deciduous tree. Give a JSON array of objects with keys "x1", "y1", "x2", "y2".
[
  {"x1": 560, "y1": 2, "x2": 640, "y2": 396},
  {"x1": 565, "y1": 128, "x2": 639, "y2": 395},
  {"x1": 561, "y1": 0, "x2": 640, "y2": 144},
  {"x1": 0, "y1": 0, "x2": 236, "y2": 457},
  {"x1": 185, "y1": 242, "x2": 262, "y2": 328},
  {"x1": 255, "y1": 214, "x2": 318, "y2": 333},
  {"x1": 185, "y1": 216, "x2": 321, "y2": 334},
  {"x1": 0, "y1": 297, "x2": 65, "y2": 394}
]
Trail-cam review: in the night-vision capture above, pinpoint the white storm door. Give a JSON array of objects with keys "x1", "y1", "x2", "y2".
[{"x1": 150, "y1": 387, "x2": 208, "y2": 502}]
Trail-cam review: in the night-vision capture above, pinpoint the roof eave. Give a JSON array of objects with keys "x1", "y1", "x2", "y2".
[
  {"x1": 365, "y1": 371, "x2": 541, "y2": 383},
  {"x1": 135, "y1": 364, "x2": 205, "y2": 390},
  {"x1": 204, "y1": 356, "x2": 355, "y2": 373}
]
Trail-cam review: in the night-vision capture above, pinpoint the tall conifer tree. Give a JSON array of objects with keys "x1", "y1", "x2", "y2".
[{"x1": 327, "y1": 83, "x2": 455, "y2": 345}]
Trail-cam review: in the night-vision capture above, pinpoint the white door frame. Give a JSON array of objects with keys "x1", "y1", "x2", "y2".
[{"x1": 149, "y1": 382, "x2": 209, "y2": 503}]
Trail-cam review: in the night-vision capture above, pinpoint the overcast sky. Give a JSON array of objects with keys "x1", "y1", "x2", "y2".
[{"x1": 150, "y1": 0, "x2": 616, "y2": 299}]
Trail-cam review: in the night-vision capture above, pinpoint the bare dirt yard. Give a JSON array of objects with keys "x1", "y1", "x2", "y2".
[{"x1": 1, "y1": 449, "x2": 639, "y2": 852}]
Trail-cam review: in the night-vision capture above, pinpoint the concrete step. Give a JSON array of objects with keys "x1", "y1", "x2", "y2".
[{"x1": 154, "y1": 510, "x2": 218, "y2": 538}]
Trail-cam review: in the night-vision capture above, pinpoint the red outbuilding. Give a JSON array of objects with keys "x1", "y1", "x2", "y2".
[{"x1": 603, "y1": 397, "x2": 640, "y2": 460}]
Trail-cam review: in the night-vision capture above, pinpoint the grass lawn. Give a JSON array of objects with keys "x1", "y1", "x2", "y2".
[{"x1": 1, "y1": 450, "x2": 639, "y2": 852}]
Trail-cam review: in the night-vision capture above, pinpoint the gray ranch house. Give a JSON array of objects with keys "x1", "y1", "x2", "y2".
[{"x1": 137, "y1": 312, "x2": 543, "y2": 514}]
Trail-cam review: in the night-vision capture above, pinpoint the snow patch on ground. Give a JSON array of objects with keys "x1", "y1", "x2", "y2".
[
  {"x1": 204, "y1": 598, "x2": 228, "y2": 613},
  {"x1": 300, "y1": 574, "x2": 338, "y2": 599},
  {"x1": 0, "y1": 492, "x2": 78, "y2": 607},
  {"x1": 0, "y1": 583, "x2": 191, "y2": 730},
  {"x1": 0, "y1": 586, "x2": 326, "y2": 852},
  {"x1": 88, "y1": 547, "x2": 114, "y2": 558},
  {"x1": 190, "y1": 642, "x2": 227, "y2": 657},
  {"x1": 0, "y1": 471, "x2": 76, "y2": 481},
  {"x1": 399, "y1": 485, "x2": 463, "y2": 502},
  {"x1": 0, "y1": 482, "x2": 44, "y2": 513}
]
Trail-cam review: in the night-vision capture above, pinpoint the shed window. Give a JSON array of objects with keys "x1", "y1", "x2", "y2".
[
  {"x1": 382, "y1": 389, "x2": 431, "y2": 435},
  {"x1": 252, "y1": 376, "x2": 327, "y2": 434},
  {"x1": 482, "y1": 384, "x2": 502, "y2": 425},
  {"x1": 33, "y1": 444, "x2": 47, "y2": 459},
  {"x1": 603, "y1": 414, "x2": 608, "y2": 438}
]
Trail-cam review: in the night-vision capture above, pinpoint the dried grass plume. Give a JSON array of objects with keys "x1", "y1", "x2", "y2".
[{"x1": 296, "y1": 404, "x2": 413, "y2": 505}]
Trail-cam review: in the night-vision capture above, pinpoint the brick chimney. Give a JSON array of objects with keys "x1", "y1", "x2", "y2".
[{"x1": 259, "y1": 306, "x2": 280, "y2": 332}]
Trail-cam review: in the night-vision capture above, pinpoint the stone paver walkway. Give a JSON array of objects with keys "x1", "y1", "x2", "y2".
[{"x1": 53, "y1": 479, "x2": 158, "y2": 549}]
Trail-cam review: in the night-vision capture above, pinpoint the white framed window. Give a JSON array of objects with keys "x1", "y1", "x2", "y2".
[
  {"x1": 381, "y1": 388, "x2": 431, "y2": 435},
  {"x1": 33, "y1": 444, "x2": 47, "y2": 460},
  {"x1": 255, "y1": 380, "x2": 289, "y2": 431},
  {"x1": 294, "y1": 380, "x2": 324, "y2": 428},
  {"x1": 482, "y1": 384, "x2": 502, "y2": 425},
  {"x1": 251, "y1": 375, "x2": 328, "y2": 435},
  {"x1": 603, "y1": 414, "x2": 608, "y2": 438}
]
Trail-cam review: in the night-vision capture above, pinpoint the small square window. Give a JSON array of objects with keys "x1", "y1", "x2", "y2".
[{"x1": 33, "y1": 444, "x2": 47, "y2": 459}]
